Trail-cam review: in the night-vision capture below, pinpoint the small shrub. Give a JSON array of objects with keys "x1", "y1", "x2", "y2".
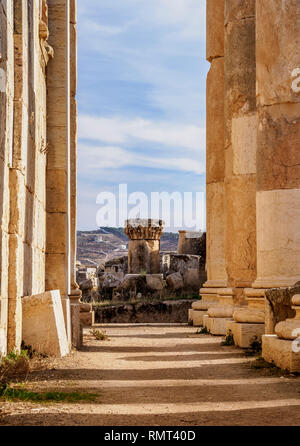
[
  {"x1": 0, "y1": 350, "x2": 30, "y2": 385},
  {"x1": 196, "y1": 326, "x2": 210, "y2": 335},
  {"x1": 221, "y1": 330, "x2": 235, "y2": 346},
  {"x1": 90, "y1": 329, "x2": 109, "y2": 341},
  {"x1": 245, "y1": 336, "x2": 262, "y2": 357},
  {"x1": 250, "y1": 357, "x2": 277, "y2": 370}
]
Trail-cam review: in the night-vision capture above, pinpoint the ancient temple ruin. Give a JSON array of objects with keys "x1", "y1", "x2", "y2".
[{"x1": 0, "y1": 0, "x2": 299, "y2": 374}]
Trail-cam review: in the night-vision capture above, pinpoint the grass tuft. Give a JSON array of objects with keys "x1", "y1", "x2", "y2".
[
  {"x1": 196, "y1": 326, "x2": 210, "y2": 335},
  {"x1": 221, "y1": 330, "x2": 235, "y2": 347},
  {"x1": 90, "y1": 329, "x2": 109, "y2": 341},
  {"x1": 0, "y1": 384, "x2": 98, "y2": 403}
]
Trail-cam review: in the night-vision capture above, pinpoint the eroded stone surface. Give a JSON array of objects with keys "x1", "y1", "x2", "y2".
[{"x1": 22, "y1": 291, "x2": 69, "y2": 357}]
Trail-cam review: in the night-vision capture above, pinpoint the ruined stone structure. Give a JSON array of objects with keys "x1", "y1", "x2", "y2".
[
  {"x1": 0, "y1": 0, "x2": 79, "y2": 357},
  {"x1": 201, "y1": 0, "x2": 300, "y2": 371},
  {"x1": 125, "y1": 219, "x2": 164, "y2": 275}
]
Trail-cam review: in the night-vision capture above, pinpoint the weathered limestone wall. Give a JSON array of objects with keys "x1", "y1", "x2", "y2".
[
  {"x1": 224, "y1": 0, "x2": 257, "y2": 298},
  {"x1": 0, "y1": 0, "x2": 78, "y2": 356},
  {"x1": 0, "y1": 0, "x2": 14, "y2": 355},
  {"x1": 254, "y1": 0, "x2": 300, "y2": 289},
  {"x1": 205, "y1": 0, "x2": 227, "y2": 291},
  {"x1": 7, "y1": 0, "x2": 51, "y2": 352}
]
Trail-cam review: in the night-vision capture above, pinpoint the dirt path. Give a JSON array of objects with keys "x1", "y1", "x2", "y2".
[{"x1": 0, "y1": 324, "x2": 300, "y2": 426}]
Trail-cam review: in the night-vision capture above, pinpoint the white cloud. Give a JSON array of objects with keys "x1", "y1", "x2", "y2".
[
  {"x1": 78, "y1": 115, "x2": 205, "y2": 152},
  {"x1": 78, "y1": 144, "x2": 204, "y2": 175},
  {"x1": 147, "y1": 0, "x2": 206, "y2": 40}
]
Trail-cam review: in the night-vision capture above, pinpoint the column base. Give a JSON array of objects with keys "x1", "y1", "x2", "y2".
[
  {"x1": 190, "y1": 309, "x2": 209, "y2": 327},
  {"x1": 203, "y1": 314, "x2": 233, "y2": 335},
  {"x1": 262, "y1": 335, "x2": 300, "y2": 373},
  {"x1": 226, "y1": 320, "x2": 265, "y2": 348}
]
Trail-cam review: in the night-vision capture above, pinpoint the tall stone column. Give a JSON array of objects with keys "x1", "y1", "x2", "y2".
[
  {"x1": 125, "y1": 219, "x2": 164, "y2": 275},
  {"x1": 256, "y1": 0, "x2": 300, "y2": 370},
  {"x1": 0, "y1": 0, "x2": 14, "y2": 355},
  {"x1": 7, "y1": 0, "x2": 29, "y2": 352},
  {"x1": 70, "y1": 0, "x2": 77, "y2": 292},
  {"x1": 204, "y1": 0, "x2": 258, "y2": 336},
  {"x1": 68, "y1": 0, "x2": 81, "y2": 348},
  {"x1": 254, "y1": 0, "x2": 300, "y2": 290},
  {"x1": 198, "y1": 0, "x2": 227, "y2": 326},
  {"x1": 46, "y1": 0, "x2": 72, "y2": 346}
]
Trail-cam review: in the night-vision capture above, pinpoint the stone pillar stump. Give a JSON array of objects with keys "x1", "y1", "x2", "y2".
[{"x1": 125, "y1": 219, "x2": 164, "y2": 275}]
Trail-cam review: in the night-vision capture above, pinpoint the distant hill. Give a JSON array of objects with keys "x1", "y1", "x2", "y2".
[{"x1": 77, "y1": 227, "x2": 179, "y2": 267}]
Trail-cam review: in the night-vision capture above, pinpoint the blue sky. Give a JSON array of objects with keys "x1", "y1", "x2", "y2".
[{"x1": 77, "y1": 0, "x2": 208, "y2": 231}]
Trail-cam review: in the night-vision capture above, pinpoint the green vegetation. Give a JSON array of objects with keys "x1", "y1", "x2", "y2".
[
  {"x1": 90, "y1": 329, "x2": 109, "y2": 341},
  {"x1": 221, "y1": 330, "x2": 235, "y2": 346},
  {"x1": 0, "y1": 384, "x2": 98, "y2": 403},
  {"x1": 244, "y1": 336, "x2": 262, "y2": 357},
  {"x1": 92, "y1": 294, "x2": 200, "y2": 308},
  {"x1": 196, "y1": 326, "x2": 210, "y2": 335},
  {"x1": 0, "y1": 349, "x2": 30, "y2": 385}
]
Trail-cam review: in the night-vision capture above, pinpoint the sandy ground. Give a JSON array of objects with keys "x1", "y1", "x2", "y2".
[{"x1": 0, "y1": 324, "x2": 300, "y2": 426}]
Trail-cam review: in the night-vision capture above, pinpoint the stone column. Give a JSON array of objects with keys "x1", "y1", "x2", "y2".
[
  {"x1": 197, "y1": 0, "x2": 227, "y2": 327},
  {"x1": 0, "y1": 0, "x2": 14, "y2": 355},
  {"x1": 70, "y1": 0, "x2": 77, "y2": 292},
  {"x1": 253, "y1": 0, "x2": 300, "y2": 290},
  {"x1": 7, "y1": 0, "x2": 29, "y2": 353},
  {"x1": 46, "y1": 0, "x2": 72, "y2": 346},
  {"x1": 125, "y1": 219, "x2": 164, "y2": 275},
  {"x1": 204, "y1": 0, "x2": 258, "y2": 336},
  {"x1": 258, "y1": 0, "x2": 300, "y2": 371}
]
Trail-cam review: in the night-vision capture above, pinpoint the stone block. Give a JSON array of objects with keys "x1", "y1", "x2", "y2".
[
  {"x1": 22, "y1": 290, "x2": 69, "y2": 357},
  {"x1": 208, "y1": 304, "x2": 234, "y2": 318},
  {"x1": 232, "y1": 114, "x2": 257, "y2": 175},
  {"x1": 256, "y1": 0, "x2": 300, "y2": 106},
  {"x1": 205, "y1": 316, "x2": 233, "y2": 336},
  {"x1": 167, "y1": 273, "x2": 183, "y2": 291},
  {"x1": 206, "y1": 0, "x2": 224, "y2": 62},
  {"x1": 206, "y1": 58, "x2": 225, "y2": 184},
  {"x1": 163, "y1": 253, "x2": 200, "y2": 276},
  {"x1": 193, "y1": 310, "x2": 208, "y2": 327},
  {"x1": 225, "y1": 0, "x2": 255, "y2": 25},
  {"x1": 257, "y1": 105, "x2": 300, "y2": 192},
  {"x1": 255, "y1": 189, "x2": 300, "y2": 288},
  {"x1": 206, "y1": 182, "x2": 227, "y2": 284},
  {"x1": 80, "y1": 303, "x2": 92, "y2": 313},
  {"x1": 80, "y1": 311, "x2": 94, "y2": 327},
  {"x1": 225, "y1": 175, "x2": 257, "y2": 287},
  {"x1": 192, "y1": 300, "x2": 209, "y2": 311},
  {"x1": 146, "y1": 274, "x2": 164, "y2": 291},
  {"x1": 233, "y1": 307, "x2": 265, "y2": 324},
  {"x1": 265, "y1": 285, "x2": 299, "y2": 335},
  {"x1": 188, "y1": 309, "x2": 193, "y2": 324},
  {"x1": 262, "y1": 335, "x2": 300, "y2": 373},
  {"x1": 226, "y1": 320, "x2": 265, "y2": 348}
]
